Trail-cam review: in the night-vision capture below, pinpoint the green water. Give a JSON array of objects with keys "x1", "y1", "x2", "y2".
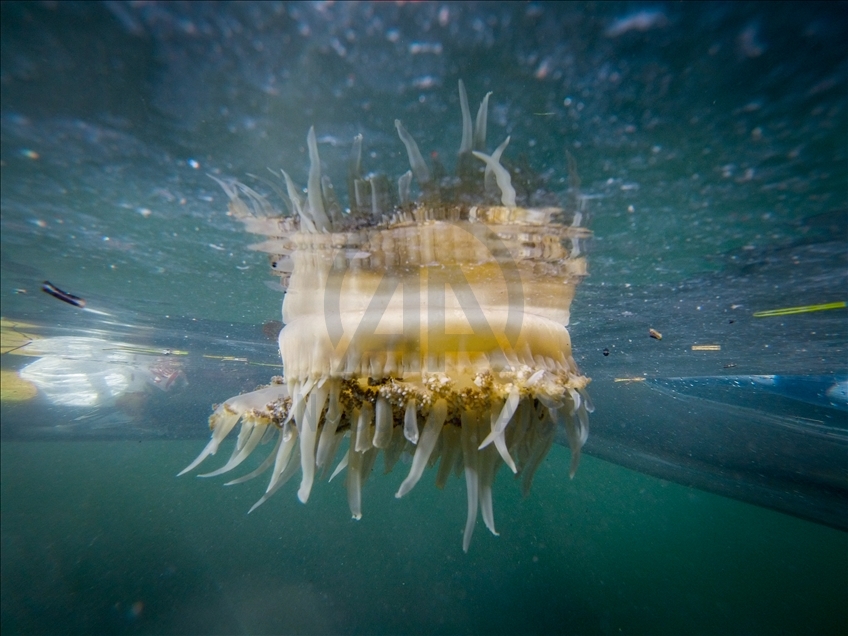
[
  {"x1": 2, "y1": 440, "x2": 845, "y2": 634},
  {"x1": 2, "y1": 3, "x2": 846, "y2": 633}
]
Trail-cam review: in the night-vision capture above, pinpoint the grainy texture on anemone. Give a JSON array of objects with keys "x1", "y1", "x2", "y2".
[{"x1": 182, "y1": 81, "x2": 593, "y2": 552}]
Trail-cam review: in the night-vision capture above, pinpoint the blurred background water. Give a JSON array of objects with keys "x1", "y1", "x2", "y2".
[{"x1": 1, "y1": 2, "x2": 846, "y2": 634}]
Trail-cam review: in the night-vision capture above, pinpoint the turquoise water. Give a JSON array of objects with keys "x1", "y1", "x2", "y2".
[
  {"x1": 2, "y1": 441, "x2": 845, "y2": 634},
  {"x1": 2, "y1": 2, "x2": 846, "y2": 634}
]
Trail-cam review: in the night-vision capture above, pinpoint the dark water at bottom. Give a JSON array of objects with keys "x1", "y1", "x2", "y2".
[{"x1": 1, "y1": 439, "x2": 845, "y2": 635}]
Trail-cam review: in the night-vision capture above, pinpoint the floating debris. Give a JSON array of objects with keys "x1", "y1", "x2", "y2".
[
  {"x1": 753, "y1": 301, "x2": 846, "y2": 318},
  {"x1": 41, "y1": 281, "x2": 86, "y2": 308}
]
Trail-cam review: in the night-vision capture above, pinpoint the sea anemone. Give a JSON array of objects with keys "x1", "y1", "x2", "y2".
[{"x1": 181, "y1": 81, "x2": 592, "y2": 551}]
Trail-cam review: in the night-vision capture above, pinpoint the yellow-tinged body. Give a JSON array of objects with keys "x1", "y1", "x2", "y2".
[{"x1": 183, "y1": 81, "x2": 592, "y2": 551}]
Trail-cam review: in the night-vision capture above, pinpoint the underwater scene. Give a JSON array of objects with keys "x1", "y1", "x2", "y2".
[{"x1": 1, "y1": 2, "x2": 846, "y2": 634}]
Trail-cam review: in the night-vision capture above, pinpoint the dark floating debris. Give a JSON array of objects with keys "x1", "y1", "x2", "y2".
[{"x1": 41, "y1": 281, "x2": 86, "y2": 308}]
